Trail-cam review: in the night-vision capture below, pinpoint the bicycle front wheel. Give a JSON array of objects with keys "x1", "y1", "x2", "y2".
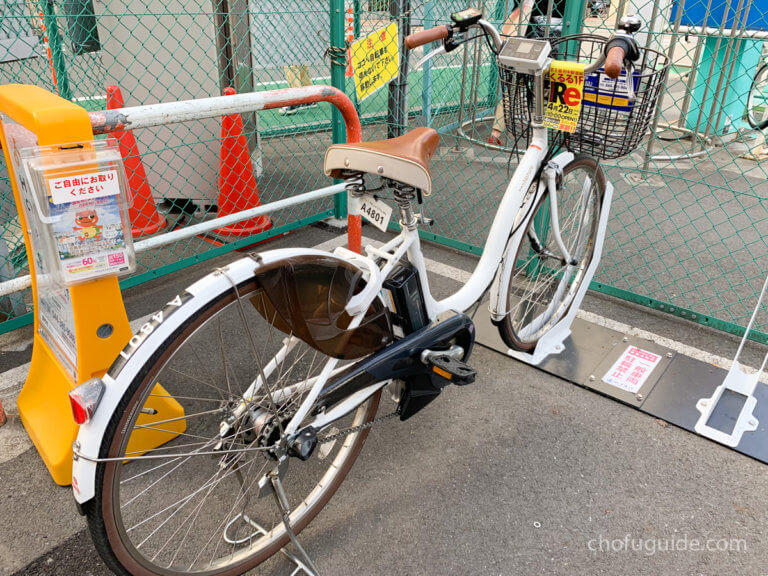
[
  {"x1": 748, "y1": 64, "x2": 768, "y2": 130},
  {"x1": 86, "y1": 265, "x2": 382, "y2": 576},
  {"x1": 500, "y1": 154, "x2": 605, "y2": 351}
]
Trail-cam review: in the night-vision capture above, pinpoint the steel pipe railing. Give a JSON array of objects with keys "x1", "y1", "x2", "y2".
[{"x1": 0, "y1": 85, "x2": 363, "y2": 298}]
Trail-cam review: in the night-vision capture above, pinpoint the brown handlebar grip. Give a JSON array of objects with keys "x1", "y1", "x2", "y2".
[
  {"x1": 404, "y1": 25, "x2": 451, "y2": 50},
  {"x1": 604, "y1": 45, "x2": 625, "y2": 79}
]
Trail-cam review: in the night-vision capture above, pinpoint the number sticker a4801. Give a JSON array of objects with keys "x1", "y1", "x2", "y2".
[{"x1": 359, "y1": 194, "x2": 393, "y2": 232}]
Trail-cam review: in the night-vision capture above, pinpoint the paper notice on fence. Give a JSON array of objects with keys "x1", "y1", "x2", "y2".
[
  {"x1": 602, "y1": 346, "x2": 662, "y2": 394},
  {"x1": 543, "y1": 60, "x2": 586, "y2": 133},
  {"x1": 351, "y1": 22, "x2": 399, "y2": 101}
]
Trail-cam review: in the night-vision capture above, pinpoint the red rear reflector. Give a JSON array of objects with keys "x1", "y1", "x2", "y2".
[
  {"x1": 68, "y1": 378, "x2": 105, "y2": 425},
  {"x1": 69, "y1": 395, "x2": 89, "y2": 424}
]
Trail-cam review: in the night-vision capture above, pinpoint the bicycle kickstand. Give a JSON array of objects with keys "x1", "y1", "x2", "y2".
[{"x1": 269, "y1": 466, "x2": 322, "y2": 576}]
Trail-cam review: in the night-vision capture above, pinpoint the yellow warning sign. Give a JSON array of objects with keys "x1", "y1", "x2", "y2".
[
  {"x1": 543, "y1": 61, "x2": 587, "y2": 133},
  {"x1": 351, "y1": 22, "x2": 399, "y2": 101}
]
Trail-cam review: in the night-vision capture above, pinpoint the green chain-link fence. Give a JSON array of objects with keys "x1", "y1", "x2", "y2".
[
  {"x1": 350, "y1": 0, "x2": 768, "y2": 344},
  {"x1": 0, "y1": 0, "x2": 355, "y2": 331},
  {"x1": 1, "y1": 0, "x2": 767, "y2": 344}
]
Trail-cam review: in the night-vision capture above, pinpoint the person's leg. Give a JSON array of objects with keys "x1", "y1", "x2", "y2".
[
  {"x1": 489, "y1": 100, "x2": 506, "y2": 145},
  {"x1": 280, "y1": 65, "x2": 316, "y2": 114},
  {"x1": 284, "y1": 64, "x2": 303, "y2": 88},
  {"x1": 488, "y1": 1, "x2": 529, "y2": 145}
]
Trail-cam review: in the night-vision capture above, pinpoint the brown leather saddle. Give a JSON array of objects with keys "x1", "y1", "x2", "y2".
[{"x1": 324, "y1": 127, "x2": 440, "y2": 195}]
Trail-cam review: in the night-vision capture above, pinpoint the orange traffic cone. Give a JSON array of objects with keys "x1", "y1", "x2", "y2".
[
  {"x1": 214, "y1": 87, "x2": 272, "y2": 237},
  {"x1": 106, "y1": 85, "x2": 166, "y2": 237}
]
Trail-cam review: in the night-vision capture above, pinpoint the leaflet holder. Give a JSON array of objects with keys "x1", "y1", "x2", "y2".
[{"x1": 0, "y1": 85, "x2": 184, "y2": 486}]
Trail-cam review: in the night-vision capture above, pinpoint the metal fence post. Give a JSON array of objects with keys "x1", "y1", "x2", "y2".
[
  {"x1": 330, "y1": 0, "x2": 348, "y2": 219},
  {"x1": 353, "y1": 0, "x2": 362, "y2": 37},
  {"x1": 387, "y1": 0, "x2": 411, "y2": 138},
  {"x1": 562, "y1": 0, "x2": 586, "y2": 57},
  {"x1": 422, "y1": 0, "x2": 435, "y2": 125},
  {"x1": 42, "y1": 0, "x2": 72, "y2": 100}
]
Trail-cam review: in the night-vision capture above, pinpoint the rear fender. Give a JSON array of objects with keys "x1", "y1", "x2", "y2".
[{"x1": 72, "y1": 248, "x2": 385, "y2": 506}]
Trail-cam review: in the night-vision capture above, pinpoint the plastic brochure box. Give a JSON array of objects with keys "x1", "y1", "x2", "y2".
[{"x1": 17, "y1": 140, "x2": 136, "y2": 286}]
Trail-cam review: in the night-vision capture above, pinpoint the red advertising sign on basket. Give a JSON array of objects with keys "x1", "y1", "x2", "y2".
[{"x1": 602, "y1": 346, "x2": 662, "y2": 393}]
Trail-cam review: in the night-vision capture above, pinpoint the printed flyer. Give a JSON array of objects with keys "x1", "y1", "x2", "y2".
[{"x1": 50, "y1": 194, "x2": 132, "y2": 283}]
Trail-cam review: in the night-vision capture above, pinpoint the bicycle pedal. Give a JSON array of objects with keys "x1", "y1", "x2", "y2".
[{"x1": 427, "y1": 354, "x2": 476, "y2": 385}]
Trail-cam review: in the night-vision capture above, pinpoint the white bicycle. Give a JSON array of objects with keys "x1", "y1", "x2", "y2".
[{"x1": 70, "y1": 10, "x2": 667, "y2": 576}]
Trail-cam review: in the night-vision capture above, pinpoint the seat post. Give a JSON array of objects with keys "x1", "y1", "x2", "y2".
[{"x1": 392, "y1": 183, "x2": 418, "y2": 230}]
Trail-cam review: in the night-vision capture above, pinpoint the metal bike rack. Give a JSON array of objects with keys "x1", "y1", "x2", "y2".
[
  {"x1": 645, "y1": 0, "x2": 767, "y2": 164},
  {"x1": 694, "y1": 272, "x2": 768, "y2": 447},
  {"x1": 476, "y1": 172, "x2": 616, "y2": 366},
  {"x1": 0, "y1": 85, "x2": 363, "y2": 299}
]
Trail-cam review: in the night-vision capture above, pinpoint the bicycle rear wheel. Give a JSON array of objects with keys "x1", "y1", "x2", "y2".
[
  {"x1": 86, "y1": 264, "x2": 382, "y2": 576},
  {"x1": 499, "y1": 155, "x2": 605, "y2": 352},
  {"x1": 747, "y1": 64, "x2": 768, "y2": 130}
]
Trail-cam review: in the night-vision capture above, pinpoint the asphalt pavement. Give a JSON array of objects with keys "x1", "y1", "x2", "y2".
[{"x1": 1, "y1": 224, "x2": 767, "y2": 576}]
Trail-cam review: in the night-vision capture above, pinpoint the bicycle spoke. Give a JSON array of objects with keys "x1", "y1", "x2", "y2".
[
  {"x1": 201, "y1": 456, "x2": 271, "y2": 569},
  {"x1": 100, "y1": 266, "x2": 379, "y2": 574},
  {"x1": 133, "y1": 407, "x2": 226, "y2": 431},
  {"x1": 148, "y1": 394, "x2": 224, "y2": 403},
  {"x1": 135, "y1": 462, "x2": 237, "y2": 549},
  {"x1": 166, "y1": 366, "x2": 230, "y2": 400},
  {"x1": 123, "y1": 439, "x2": 219, "y2": 507}
]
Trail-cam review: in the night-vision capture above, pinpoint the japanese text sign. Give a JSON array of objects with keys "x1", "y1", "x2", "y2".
[
  {"x1": 351, "y1": 22, "x2": 399, "y2": 101},
  {"x1": 47, "y1": 169, "x2": 120, "y2": 205},
  {"x1": 602, "y1": 346, "x2": 662, "y2": 394}
]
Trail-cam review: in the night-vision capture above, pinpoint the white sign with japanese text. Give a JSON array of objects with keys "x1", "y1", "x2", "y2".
[
  {"x1": 602, "y1": 346, "x2": 662, "y2": 394},
  {"x1": 47, "y1": 169, "x2": 121, "y2": 205}
]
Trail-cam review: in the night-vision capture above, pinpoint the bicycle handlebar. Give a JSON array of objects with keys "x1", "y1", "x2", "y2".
[
  {"x1": 604, "y1": 45, "x2": 626, "y2": 79},
  {"x1": 404, "y1": 25, "x2": 452, "y2": 49},
  {"x1": 405, "y1": 15, "x2": 637, "y2": 81}
]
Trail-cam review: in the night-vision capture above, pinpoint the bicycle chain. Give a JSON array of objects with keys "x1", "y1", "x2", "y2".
[{"x1": 319, "y1": 409, "x2": 401, "y2": 444}]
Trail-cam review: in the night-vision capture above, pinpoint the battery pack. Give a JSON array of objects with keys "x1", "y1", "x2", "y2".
[{"x1": 381, "y1": 263, "x2": 428, "y2": 336}]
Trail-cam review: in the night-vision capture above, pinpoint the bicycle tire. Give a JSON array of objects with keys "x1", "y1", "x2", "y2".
[
  {"x1": 499, "y1": 154, "x2": 605, "y2": 352},
  {"x1": 84, "y1": 273, "x2": 381, "y2": 576},
  {"x1": 747, "y1": 63, "x2": 768, "y2": 130}
]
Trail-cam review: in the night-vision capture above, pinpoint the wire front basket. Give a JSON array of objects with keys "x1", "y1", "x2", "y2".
[{"x1": 498, "y1": 34, "x2": 670, "y2": 159}]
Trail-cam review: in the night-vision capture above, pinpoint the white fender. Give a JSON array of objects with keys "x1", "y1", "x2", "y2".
[
  {"x1": 489, "y1": 151, "x2": 575, "y2": 322},
  {"x1": 72, "y1": 247, "x2": 373, "y2": 505}
]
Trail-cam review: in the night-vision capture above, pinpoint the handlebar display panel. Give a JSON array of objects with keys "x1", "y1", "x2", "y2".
[
  {"x1": 498, "y1": 37, "x2": 551, "y2": 74},
  {"x1": 450, "y1": 8, "x2": 483, "y2": 27}
]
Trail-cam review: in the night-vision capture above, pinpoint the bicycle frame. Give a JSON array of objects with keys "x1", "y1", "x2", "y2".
[
  {"x1": 193, "y1": 170, "x2": 554, "y2": 441},
  {"x1": 354, "y1": 124, "x2": 552, "y2": 322},
  {"x1": 247, "y1": 31, "x2": 598, "y2": 444},
  {"x1": 283, "y1": 27, "x2": 622, "y2": 432},
  {"x1": 72, "y1": 22, "x2": 617, "y2": 508}
]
